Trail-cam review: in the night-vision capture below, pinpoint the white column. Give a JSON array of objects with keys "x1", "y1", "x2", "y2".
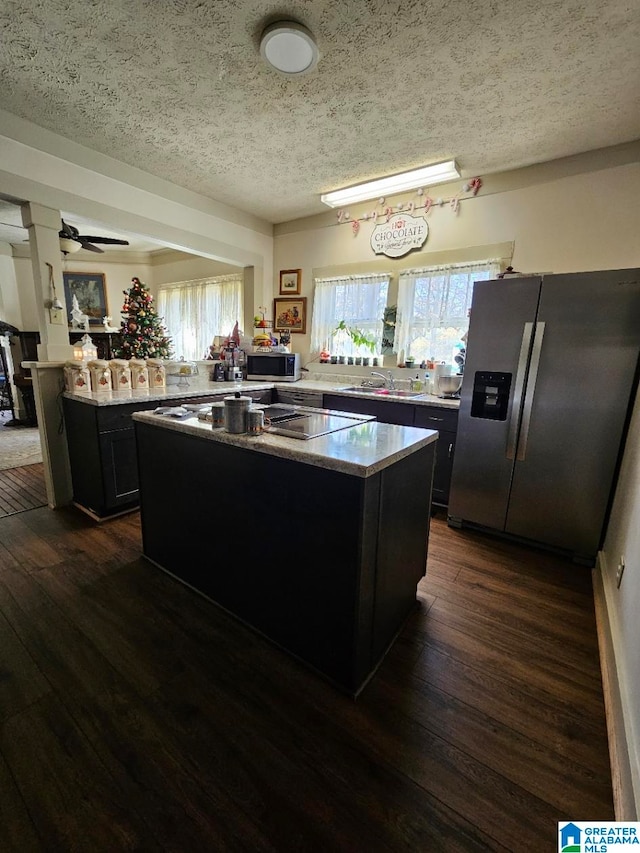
[
  {"x1": 20, "y1": 202, "x2": 74, "y2": 362},
  {"x1": 20, "y1": 203, "x2": 74, "y2": 507}
]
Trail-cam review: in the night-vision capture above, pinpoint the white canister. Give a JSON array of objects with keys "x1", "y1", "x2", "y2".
[
  {"x1": 88, "y1": 359, "x2": 112, "y2": 392},
  {"x1": 65, "y1": 360, "x2": 91, "y2": 394},
  {"x1": 129, "y1": 358, "x2": 149, "y2": 390},
  {"x1": 109, "y1": 358, "x2": 132, "y2": 390},
  {"x1": 147, "y1": 358, "x2": 166, "y2": 388}
]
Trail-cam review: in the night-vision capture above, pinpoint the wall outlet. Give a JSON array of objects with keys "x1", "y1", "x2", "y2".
[{"x1": 616, "y1": 556, "x2": 625, "y2": 589}]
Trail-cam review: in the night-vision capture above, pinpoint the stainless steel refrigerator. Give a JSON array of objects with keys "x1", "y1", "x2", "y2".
[{"x1": 448, "y1": 268, "x2": 640, "y2": 563}]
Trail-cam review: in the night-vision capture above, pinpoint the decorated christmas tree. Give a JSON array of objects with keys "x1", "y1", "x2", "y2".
[{"x1": 113, "y1": 277, "x2": 173, "y2": 359}]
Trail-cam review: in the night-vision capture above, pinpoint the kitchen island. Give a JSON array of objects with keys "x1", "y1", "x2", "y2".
[{"x1": 133, "y1": 409, "x2": 438, "y2": 695}]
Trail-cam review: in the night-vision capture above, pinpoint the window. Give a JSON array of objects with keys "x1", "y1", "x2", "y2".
[
  {"x1": 310, "y1": 273, "x2": 390, "y2": 356},
  {"x1": 157, "y1": 274, "x2": 243, "y2": 361},
  {"x1": 395, "y1": 260, "x2": 500, "y2": 364}
]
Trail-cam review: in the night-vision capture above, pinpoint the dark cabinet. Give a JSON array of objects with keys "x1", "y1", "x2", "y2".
[
  {"x1": 323, "y1": 393, "x2": 415, "y2": 426},
  {"x1": 11, "y1": 331, "x2": 41, "y2": 425},
  {"x1": 324, "y1": 393, "x2": 458, "y2": 507},
  {"x1": 98, "y1": 429, "x2": 140, "y2": 507},
  {"x1": 274, "y1": 388, "x2": 324, "y2": 408},
  {"x1": 63, "y1": 397, "x2": 158, "y2": 519},
  {"x1": 136, "y1": 419, "x2": 435, "y2": 695},
  {"x1": 63, "y1": 390, "x2": 247, "y2": 519},
  {"x1": 414, "y1": 407, "x2": 458, "y2": 507},
  {"x1": 243, "y1": 388, "x2": 273, "y2": 404}
]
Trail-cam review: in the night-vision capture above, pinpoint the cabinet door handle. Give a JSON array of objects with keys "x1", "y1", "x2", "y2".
[
  {"x1": 428, "y1": 416, "x2": 444, "y2": 422},
  {"x1": 448, "y1": 442, "x2": 454, "y2": 458}
]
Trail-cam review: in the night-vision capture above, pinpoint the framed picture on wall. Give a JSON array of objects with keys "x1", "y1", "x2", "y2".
[
  {"x1": 274, "y1": 297, "x2": 307, "y2": 334},
  {"x1": 63, "y1": 272, "x2": 108, "y2": 325},
  {"x1": 279, "y1": 268, "x2": 301, "y2": 295}
]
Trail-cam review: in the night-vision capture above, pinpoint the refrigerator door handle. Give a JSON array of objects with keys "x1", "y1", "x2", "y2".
[
  {"x1": 516, "y1": 321, "x2": 545, "y2": 461},
  {"x1": 506, "y1": 322, "x2": 534, "y2": 460}
]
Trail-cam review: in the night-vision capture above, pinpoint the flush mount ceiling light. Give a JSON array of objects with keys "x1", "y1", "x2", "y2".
[
  {"x1": 320, "y1": 160, "x2": 461, "y2": 208},
  {"x1": 260, "y1": 21, "x2": 319, "y2": 76}
]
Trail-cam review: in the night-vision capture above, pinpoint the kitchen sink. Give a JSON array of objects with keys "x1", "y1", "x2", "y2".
[{"x1": 342, "y1": 386, "x2": 424, "y2": 398}]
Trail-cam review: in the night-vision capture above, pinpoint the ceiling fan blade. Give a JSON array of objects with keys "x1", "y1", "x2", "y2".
[
  {"x1": 79, "y1": 236, "x2": 130, "y2": 245},
  {"x1": 59, "y1": 219, "x2": 79, "y2": 239},
  {"x1": 78, "y1": 239, "x2": 104, "y2": 253}
]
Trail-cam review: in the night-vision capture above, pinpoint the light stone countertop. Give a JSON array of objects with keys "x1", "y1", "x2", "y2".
[
  {"x1": 132, "y1": 409, "x2": 438, "y2": 478},
  {"x1": 63, "y1": 377, "x2": 460, "y2": 410},
  {"x1": 62, "y1": 381, "x2": 272, "y2": 407}
]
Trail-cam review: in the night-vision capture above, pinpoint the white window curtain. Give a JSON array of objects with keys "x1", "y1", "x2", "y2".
[
  {"x1": 157, "y1": 274, "x2": 243, "y2": 361},
  {"x1": 395, "y1": 260, "x2": 500, "y2": 364},
  {"x1": 310, "y1": 273, "x2": 390, "y2": 356}
]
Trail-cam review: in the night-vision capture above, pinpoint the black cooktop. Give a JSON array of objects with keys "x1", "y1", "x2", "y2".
[{"x1": 258, "y1": 404, "x2": 373, "y2": 440}]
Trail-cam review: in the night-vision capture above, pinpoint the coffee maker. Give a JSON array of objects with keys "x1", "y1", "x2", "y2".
[{"x1": 222, "y1": 342, "x2": 245, "y2": 381}]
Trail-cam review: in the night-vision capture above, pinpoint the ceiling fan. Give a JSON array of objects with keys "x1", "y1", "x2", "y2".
[{"x1": 59, "y1": 219, "x2": 130, "y2": 254}]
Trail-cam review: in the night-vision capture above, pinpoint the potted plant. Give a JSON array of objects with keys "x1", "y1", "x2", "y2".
[{"x1": 334, "y1": 321, "x2": 377, "y2": 358}]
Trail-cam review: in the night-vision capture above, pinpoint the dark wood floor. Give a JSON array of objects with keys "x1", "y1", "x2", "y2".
[
  {"x1": 0, "y1": 505, "x2": 612, "y2": 851},
  {"x1": 0, "y1": 463, "x2": 47, "y2": 519}
]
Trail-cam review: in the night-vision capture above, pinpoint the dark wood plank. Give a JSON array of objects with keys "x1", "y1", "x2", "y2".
[
  {"x1": 1, "y1": 694, "x2": 161, "y2": 851},
  {"x1": 0, "y1": 607, "x2": 52, "y2": 724},
  {"x1": 0, "y1": 750, "x2": 44, "y2": 853},
  {"x1": 0, "y1": 514, "x2": 61, "y2": 570},
  {"x1": 0, "y1": 464, "x2": 47, "y2": 519},
  {"x1": 0, "y1": 507, "x2": 613, "y2": 851},
  {"x1": 2, "y1": 466, "x2": 47, "y2": 503}
]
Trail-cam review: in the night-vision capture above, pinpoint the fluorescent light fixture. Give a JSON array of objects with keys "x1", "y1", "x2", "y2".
[
  {"x1": 260, "y1": 21, "x2": 319, "y2": 76},
  {"x1": 320, "y1": 160, "x2": 460, "y2": 208}
]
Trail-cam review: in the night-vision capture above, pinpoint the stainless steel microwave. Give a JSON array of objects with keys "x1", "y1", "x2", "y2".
[{"x1": 246, "y1": 352, "x2": 301, "y2": 382}]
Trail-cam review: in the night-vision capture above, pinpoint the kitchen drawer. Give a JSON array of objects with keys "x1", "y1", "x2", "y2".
[
  {"x1": 414, "y1": 406, "x2": 458, "y2": 432},
  {"x1": 96, "y1": 400, "x2": 159, "y2": 431},
  {"x1": 244, "y1": 389, "x2": 274, "y2": 404},
  {"x1": 275, "y1": 388, "x2": 323, "y2": 408}
]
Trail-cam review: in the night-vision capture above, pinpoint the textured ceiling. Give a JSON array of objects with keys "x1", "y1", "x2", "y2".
[
  {"x1": 0, "y1": 0, "x2": 639, "y2": 225},
  {"x1": 0, "y1": 198, "x2": 166, "y2": 252}
]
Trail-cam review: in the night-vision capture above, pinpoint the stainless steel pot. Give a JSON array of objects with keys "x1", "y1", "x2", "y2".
[{"x1": 438, "y1": 374, "x2": 463, "y2": 396}]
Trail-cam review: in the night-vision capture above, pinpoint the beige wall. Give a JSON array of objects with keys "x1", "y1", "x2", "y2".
[
  {"x1": 273, "y1": 161, "x2": 640, "y2": 362},
  {"x1": 150, "y1": 252, "x2": 240, "y2": 291},
  {"x1": 602, "y1": 387, "x2": 640, "y2": 814},
  {"x1": 63, "y1": 257, "x2": 154, "y2": 329}
]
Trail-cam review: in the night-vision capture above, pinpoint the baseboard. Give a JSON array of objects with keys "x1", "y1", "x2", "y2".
[{"x1": 592, "y1": 554, "x2": 638, "y2": 820}]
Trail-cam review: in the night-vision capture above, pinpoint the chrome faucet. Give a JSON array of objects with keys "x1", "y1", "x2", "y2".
[{"x1": 369, "y1": 370, "x2": 396, "y2": 390}]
